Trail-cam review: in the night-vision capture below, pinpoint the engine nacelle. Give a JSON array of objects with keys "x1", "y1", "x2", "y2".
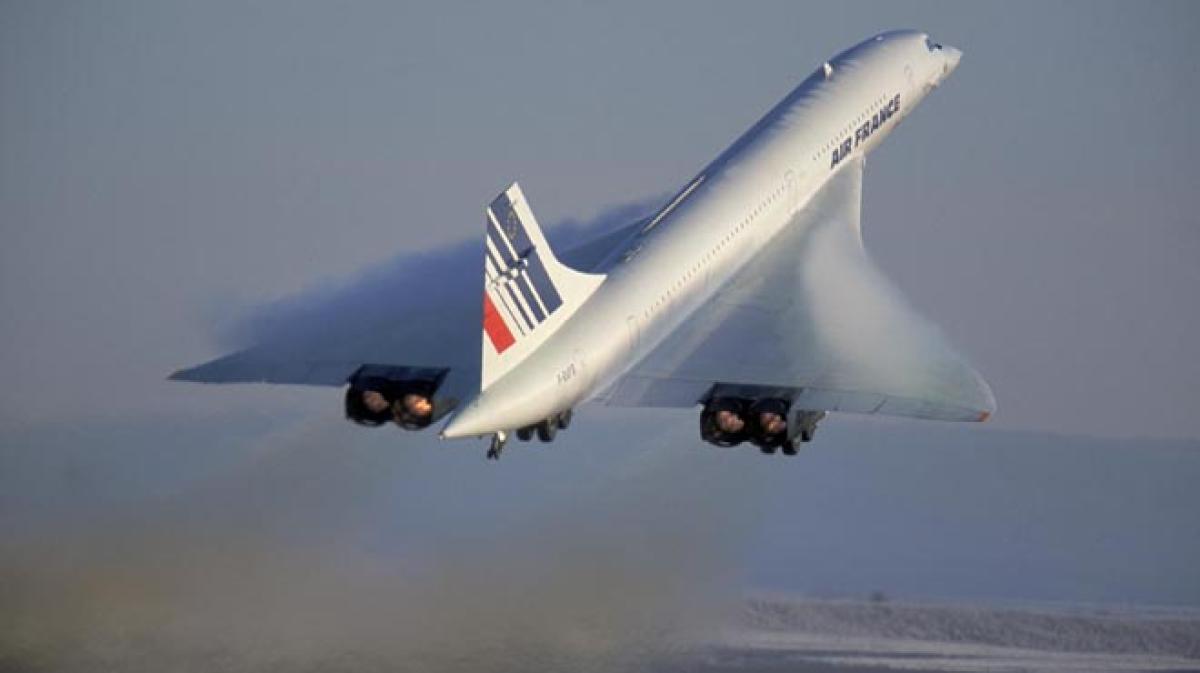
[
  {"x1": 344, "y1": 365, "x2": 454, "y2": 430},
  {"x1": 748, "y1": 398, "x2": 790, "y2": 449},
  {"x1": 699, "y1": 397, "x2": 751, "y2": 446},
  {"x1": 698, "y1": 384, "x2": 828, "y2": 454}
]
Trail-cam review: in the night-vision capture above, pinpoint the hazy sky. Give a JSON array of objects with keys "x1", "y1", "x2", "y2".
[{"x1": 1, "y1": 1, "x2": 1197, "y2": 438}]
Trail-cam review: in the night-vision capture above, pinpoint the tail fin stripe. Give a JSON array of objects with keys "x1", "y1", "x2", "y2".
[
  {"x1": 523, "y1": 248, "x2": 563, "y2": 314},
  {"x1": 483, "y1": 252, "x2": 502, "y2": 283},
  {"x1": 517, "y1": 270, "x2": 549, "y2": 317},
  {"x1": 484, "y1": 258, "x2": 530, "y2": 335},
  {"x1": 495, "y1": 289, "x2": 526, "y2": 336},
  {"x1": 512, "y1": 275, "x2": 547, "y2": 323},
  {"x1": 486, "y1": 200, "x2": 530, "y2": 261},
  {"x1": 483, "y1": 240, "x2": 505, "y2": 278},
  {"x1": 486, "y1": 218, "x2": 517, "y2": 269},
  {"x1": 484, "y1": 197, "x2": 561, "y2": 318},
  {"x1": 482, "y1": 293, "x2": 516, "y2": 353},
  {"x1": 485, "y1": 244, "x2": 543, "y2": 329},
  {"x1": 503, "y1": 283, "x2": 535, "y2": 332},
  {"x1": 484, "y1": 234, "x2": 519, "y2": 284},
  {"x1": 489, "y1": 193, "x2": 534, "y2": 257}
]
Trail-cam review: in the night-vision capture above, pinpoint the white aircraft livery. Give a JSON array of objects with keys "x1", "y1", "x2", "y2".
[{"x1": 173, "y1": 30, "x2": 994, "y2": 459}]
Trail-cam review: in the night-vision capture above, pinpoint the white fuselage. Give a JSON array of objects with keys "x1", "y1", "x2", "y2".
[{"x1": 443, "y1": 30, "x2": 961, "y2": 438}]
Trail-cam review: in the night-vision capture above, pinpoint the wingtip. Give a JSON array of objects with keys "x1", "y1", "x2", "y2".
[{"x1": 167, "y1": 367, "x2": 201, "y2": 383}]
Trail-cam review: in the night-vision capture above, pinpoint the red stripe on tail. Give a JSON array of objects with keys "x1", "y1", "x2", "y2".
[{"x1": 482, "y1": 293, "x2": 516, "y2": 353}]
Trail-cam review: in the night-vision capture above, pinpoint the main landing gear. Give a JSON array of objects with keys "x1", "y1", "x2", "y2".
[{"x1": 487, "y1": 409, "x2": 573, "y2": 460}]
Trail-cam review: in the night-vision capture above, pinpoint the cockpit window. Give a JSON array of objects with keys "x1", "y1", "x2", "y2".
[{"x1": 925, "y1": 37, "x2": 942, "y2": 52}]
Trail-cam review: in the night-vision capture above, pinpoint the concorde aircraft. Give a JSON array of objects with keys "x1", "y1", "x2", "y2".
[{"x1": 172, "y1": 30, "x2": 994, "y2": 459}]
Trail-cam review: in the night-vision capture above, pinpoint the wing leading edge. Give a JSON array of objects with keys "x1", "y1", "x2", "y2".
[{"x1": 600, "y1": 158, "x2": 995, "y2": 422}]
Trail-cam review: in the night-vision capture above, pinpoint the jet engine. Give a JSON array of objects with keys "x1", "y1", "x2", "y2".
[
  {"x1": 698, "y1": 385, "x2": 827, "y2": 455},
  {"x1": 748, "y1": 398, "x2": 790, "y2": 452},
  {"x1": 344, "y1": 365, "x2": 454, "y2": 430},
  {"x1": 699, "y1": 397, "x2": 751, "y2": 446}
]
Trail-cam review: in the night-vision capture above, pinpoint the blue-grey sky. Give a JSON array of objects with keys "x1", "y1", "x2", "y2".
[{"x1": 2, "y1": 1, "x2": 1198, "y2": 438}]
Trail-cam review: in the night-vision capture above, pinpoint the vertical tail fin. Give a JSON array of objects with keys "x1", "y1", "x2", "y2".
[{"x1": 480, "y1": 182, "x2": 604, "y2": 389}]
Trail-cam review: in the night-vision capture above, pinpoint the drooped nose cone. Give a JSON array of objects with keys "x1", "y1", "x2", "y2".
[{"x1": 943, "y1": 45, "x2": 963, "y2": 76}]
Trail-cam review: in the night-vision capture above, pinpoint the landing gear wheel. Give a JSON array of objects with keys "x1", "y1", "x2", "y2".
[
  {"x1": 536, "y1": 419, "x2": 558, "y2": 442},
  {"x1": 556, "y1": 408, "x2": 573, "y2": 430},
  {"x1": 516, "y1": 426, "x2": 533, "y2": 442},
  {"x1": 760, "y1": 444, "x2": 778, "y2": 455},
  {"x1": 781, "y1": 441, "x2": 798, "y2": 456},
  {"x1": 487, "y1": 431, "x2": 508, "y2": 460}
]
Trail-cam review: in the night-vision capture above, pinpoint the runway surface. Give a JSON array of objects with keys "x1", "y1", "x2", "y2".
[
  {"x1": 693, "y1": 597, "x2": 1200, "y2": 672},
  {"x1": 9, "y1": 596, "x2": 1198, "y2": 673}
]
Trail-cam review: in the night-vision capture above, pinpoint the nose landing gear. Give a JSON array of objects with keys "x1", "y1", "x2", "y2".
[{"x1": 487, "y1": 431, "x2": 508, "y2": 460}]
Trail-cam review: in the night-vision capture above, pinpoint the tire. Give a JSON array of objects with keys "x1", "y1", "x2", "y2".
[
  {"x1": 536, "y1": 419, "x2": 557, "y2": 442},
  {"x1": 516, "y1": 426, "x2": 533, "y2": 442},
  {"x1": 759, "y1": 444, "x2": 777, "y2": 455},
  {"x1": 556, "y1": 408, "x2": 573, "y2": 430},
  {"x1": 781, "y1": 441, "x2": 798, "y2": 456}
]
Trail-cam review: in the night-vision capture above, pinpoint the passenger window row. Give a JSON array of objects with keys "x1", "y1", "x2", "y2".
[{"x1": 643, "y1": 180, "x2": 789, "y2": 320}]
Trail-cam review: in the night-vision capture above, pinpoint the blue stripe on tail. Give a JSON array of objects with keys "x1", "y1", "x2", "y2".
[
  {"x1": 503, "y1": 284, "x2": 534, "y2": 331},
  {"x1": 524, "y1": 248, "x2": 562, "y2": 314},
  {"x1": 486, "y1": 192, "x2": 562, "y2": 322},
  {"x1": 488, "y1": 193, "x2": 533, "y2": 257},
  {"x1": 486, "y1": 217, "x2": 516, "y2": 268},
  {"x1": 514, "y1": 276, "x2": 547, "y2": 323}
]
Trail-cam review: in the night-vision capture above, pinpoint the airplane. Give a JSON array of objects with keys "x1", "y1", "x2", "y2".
[{"x1": 172, "y1": 30, "x2": 994, "y2": 459}]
